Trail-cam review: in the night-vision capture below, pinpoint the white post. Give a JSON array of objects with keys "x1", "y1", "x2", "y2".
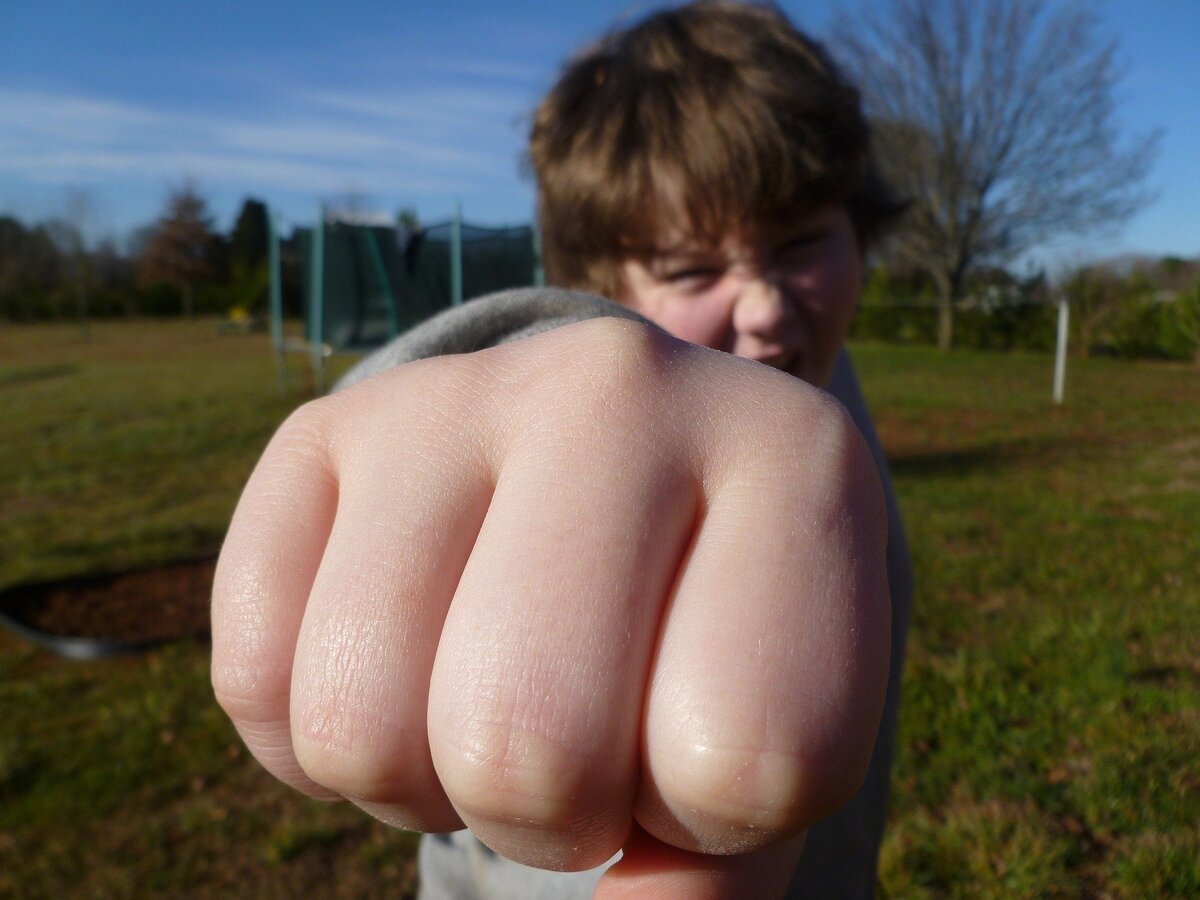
[{"x1": 1053, "y1": 298, "x2": 1069, "y2": 404}]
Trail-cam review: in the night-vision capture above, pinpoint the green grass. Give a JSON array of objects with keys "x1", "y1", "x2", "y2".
[
  {"x1": 0, "y1": 321, "x2": 416, "y2": 898},
  {"x1": 858, "y1": 344, "x2": 1200, "y2": 898},
  {"x1": 1, "y1": 321, "x2": 1197, "y2": 897},
  {"x1": 0, "y1": 320, "x2": 358, "y2": 586}
]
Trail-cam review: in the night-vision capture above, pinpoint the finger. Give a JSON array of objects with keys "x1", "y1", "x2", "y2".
[
  {"x1": 286, "y1": 368, "x2": 493, "y2": 833},
  {"x1": 211, "y1": 400, "x2": 341, "y2": 799},
  {"x1": 427, "y1": 329, "x2": 699, "y2": 872},
  {"x1": 637, "y1": 383, "x2": 891, "y2": 853},
  {"x1": 597, "y1": 824, "x2": 806, "y2": 900}
]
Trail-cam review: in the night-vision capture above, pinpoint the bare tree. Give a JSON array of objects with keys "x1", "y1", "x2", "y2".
[
  {"x1": 138, "y1": 184, "x2": 218, "y2": 317},
  {"x1": 833, "y1": 0, "x2": 1159, "y2": 350}
]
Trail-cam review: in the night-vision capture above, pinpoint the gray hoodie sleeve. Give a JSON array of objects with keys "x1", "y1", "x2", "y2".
[{"x1": 335, "y1": 287, "x2": 652, "y2": 391}]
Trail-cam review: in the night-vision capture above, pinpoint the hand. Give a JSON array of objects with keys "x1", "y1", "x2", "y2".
[{"x1": 211, "y1": 317, "x2": 890, "y2": 898}]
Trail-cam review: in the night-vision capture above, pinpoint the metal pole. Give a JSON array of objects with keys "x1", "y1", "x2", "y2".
[
  {"x1": 532, "y1": 224, "x2": 544, "y2": 287},
  {"x1": 311, "y1": 205, "x2": 326, "y2": 392},
  {"x1": 450, "y1": 200, "x2": 463, "y2": 307},
  {"x1": 363, "y1": 227, "x2": 399, "y2": 338},
  {"x1": 268, "y1": 209, "x2": 286, "y2": 390},
  {"x1": 1053, "y1": 298, "x2": 1069, "y2": 404},
  {"x1": 268, "y1": 209, "x2": 283, "y2": 357}
]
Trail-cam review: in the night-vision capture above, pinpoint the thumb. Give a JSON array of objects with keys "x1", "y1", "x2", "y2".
[{"x1": 595, "y1": 824, "x2": 806, "y2": 900}]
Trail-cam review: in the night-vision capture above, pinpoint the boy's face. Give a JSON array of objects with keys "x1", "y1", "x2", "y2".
[{"x1": 617, "y1": 205, "x2": 861, "y2": 388}]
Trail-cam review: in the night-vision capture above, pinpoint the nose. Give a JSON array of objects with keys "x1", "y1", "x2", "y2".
[{"x1": 731, "y1": 275, "x2": 793, "y2": 342}]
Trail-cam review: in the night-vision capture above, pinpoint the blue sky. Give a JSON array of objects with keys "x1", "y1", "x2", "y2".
[{"x1": 1, "y1": 0, "x2": 1196, "y2": 270}]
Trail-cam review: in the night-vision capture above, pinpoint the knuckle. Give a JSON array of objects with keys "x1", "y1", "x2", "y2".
[
  {"x1": 809, "y1": 392, "x2": 872, "y2": 474},
  {"x1": 564, "y1": 315, "x2": 663, "y2": 366},
  {"x1": 289, "y1": 702, "x2": 429, "y2": 805},
  {"x1": 522, "y1": 318, "x2": 676, "y2": 422},
  {"x1": 776, "y1": 383, "x2": 856, "y2": 464},
  {"x1": 210, "y1": 660, "x2": 285, "y2": 726},
  {"x1": 651, "y1": 726, "x2": 877, "y2": 848},
  {"x1": 765, "y1": 386, "x2": 885, "y2": 525},
  {"x1": 275, "y1": 394, "x2": 337, "y2": 450},
  {"x1": 436, "y1": 719, "x2": 622, "y2": 837},
  {"x1": 656, "y1": 741, "x2": 810, "y2": 834},
  {"x1": 255, "y1": 396, "x2": 342, "y2": 482},
  {"x1": 811, "y1": 397, "x2": 889, "y2": 545}
]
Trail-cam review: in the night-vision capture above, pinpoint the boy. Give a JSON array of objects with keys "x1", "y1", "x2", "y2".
[{"x1": 211, "y1": 2, "x2": 911, "y2": 898}]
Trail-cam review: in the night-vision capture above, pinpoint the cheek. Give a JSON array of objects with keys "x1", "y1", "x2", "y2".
[
  {"x1": 653, "y1": 293, "x2": 736, "y2": 349},
  {"x1": 787, "y1": 252, "x2": 861, "y2": 328},
  {"x1": 782, "y1": 252, "x2": 861, "y2": 386},
  {"x1": 827, "y1": 261, "x2": 862, "y2": 332}
]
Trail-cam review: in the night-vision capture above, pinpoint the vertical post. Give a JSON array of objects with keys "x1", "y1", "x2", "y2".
[
  {"x1": 268, "y1": 209, "x2": 283, "y2": 356},
  {"x1": 1053, "y1": 297, "x2": 1069, "y2": 404},
  {"x1": 450, "y1": 200, "x2": 463, "y2": 307},
  {"x1": 311, "y1": 204, "x2": 326, "y2": 392},
  {"x1": 532, "y1": 225, "x2": 544, "y2": 287},
  {"x1": 268, "y1": 209, "x2": 285, "y2": 390},
  {"x1": 363, "y1": 227, "x2": 398, "y2": 338}
]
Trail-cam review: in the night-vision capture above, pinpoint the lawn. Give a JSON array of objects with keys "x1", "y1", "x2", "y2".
[{"x1": 1, "y1": 318, "x2": 1197, "y2": 898}]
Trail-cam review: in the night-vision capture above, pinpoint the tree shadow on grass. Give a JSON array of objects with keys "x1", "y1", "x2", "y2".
[
  {"x1": 0, "y1": 363, "x2": 81, "y2": 387},
  {"x1": 886, "y1": 436, "x2": 1097, "y2": 479}
]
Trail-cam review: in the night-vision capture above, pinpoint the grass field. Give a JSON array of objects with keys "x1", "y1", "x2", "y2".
[{"x1": 1, "y1": 318, "x2": 1197, "y2": 898}]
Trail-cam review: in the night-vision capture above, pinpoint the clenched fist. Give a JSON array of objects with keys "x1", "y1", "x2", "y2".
[{"x1": 211, "y1": 317, "x2": 890, "y2": 898}]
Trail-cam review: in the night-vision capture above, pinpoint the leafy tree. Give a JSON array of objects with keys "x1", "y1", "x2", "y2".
[
  {"x1": 1169, "y1": 282, "x2": 1200, "y2": 365},
  {"x1": 834, "y1": 0, "x2": 1159, "y2": 350},
  {"x1": 0, "y1": 216, "x2": 32, "y2": 317},
  {"x1": 1150, "y1": 256, "x2": 1200, "y2": 295},
  {"x1": 0, "y1": 217, "x2": 63, "y2": 320},
  {"x1": 88, "y1": 236, "x2": 139, "y2": 317},
  {"x1": 1062, "y1": 263, "x2": 1130, "y2": 358},
  {"x1": 137, "y1": 185, "x2": 219, "y2": 317}
]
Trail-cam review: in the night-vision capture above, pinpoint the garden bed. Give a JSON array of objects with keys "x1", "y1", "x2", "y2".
[{"x1": 0, "y1": 558, "x2": 215, "y2": 659}]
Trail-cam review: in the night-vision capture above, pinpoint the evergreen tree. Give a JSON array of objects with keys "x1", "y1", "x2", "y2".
[{"x1": 137, "y1": 185, "x2": 219, "y2": 317}]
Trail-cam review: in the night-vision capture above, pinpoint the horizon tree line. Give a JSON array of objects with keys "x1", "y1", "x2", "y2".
[{"x1": 1, "y1": 181, "x2": 1196, "y2": 362}]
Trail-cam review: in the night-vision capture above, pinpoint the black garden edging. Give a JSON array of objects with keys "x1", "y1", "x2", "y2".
[{"x1": 0, "y1": 558, "x2": 215, "y2": 660}]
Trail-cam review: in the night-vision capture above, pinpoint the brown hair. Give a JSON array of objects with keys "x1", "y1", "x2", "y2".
[{"x1": 528, "y1": 0, "x2": 903, "y2": 298}]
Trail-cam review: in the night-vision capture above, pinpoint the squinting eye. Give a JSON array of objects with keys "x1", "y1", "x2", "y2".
[
  {"x1": 775, "y1": 232, "x2": 829, "y2": 261},
  {"x1": 664, "y1": 268, "x2": 724, "y2": 292},
  {"x1": 668, "y1": 268, "x2": 718, "y2": 282}
]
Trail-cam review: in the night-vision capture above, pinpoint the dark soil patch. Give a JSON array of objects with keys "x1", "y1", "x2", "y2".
[{"x1": 0, "y1": 558, "x2": 214, "y2": 645}]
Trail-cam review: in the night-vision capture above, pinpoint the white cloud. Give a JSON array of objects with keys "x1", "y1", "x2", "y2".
[
  {"x1": 3, "y1": 146, "x2": 485, "y2": 196},
  {"x1": 0, "y1": 83, "x2": 520, "y2": 192},
  {"x1": 210, "y1": 119, "x2": 501, "y2": 171},
  {"x1": 0, "y1": 53, "x2": 541, "y2": 236},
  {"x1": 296, "y1": 84, "x2": 530, "y2": 131},
  {"x1": 0, "y1": 88, "x2": 166, "y2": 143}
]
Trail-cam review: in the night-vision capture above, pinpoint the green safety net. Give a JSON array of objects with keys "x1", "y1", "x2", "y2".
[{"x1": 298, "y1": 220, "x2": 537, "y2": 351}]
